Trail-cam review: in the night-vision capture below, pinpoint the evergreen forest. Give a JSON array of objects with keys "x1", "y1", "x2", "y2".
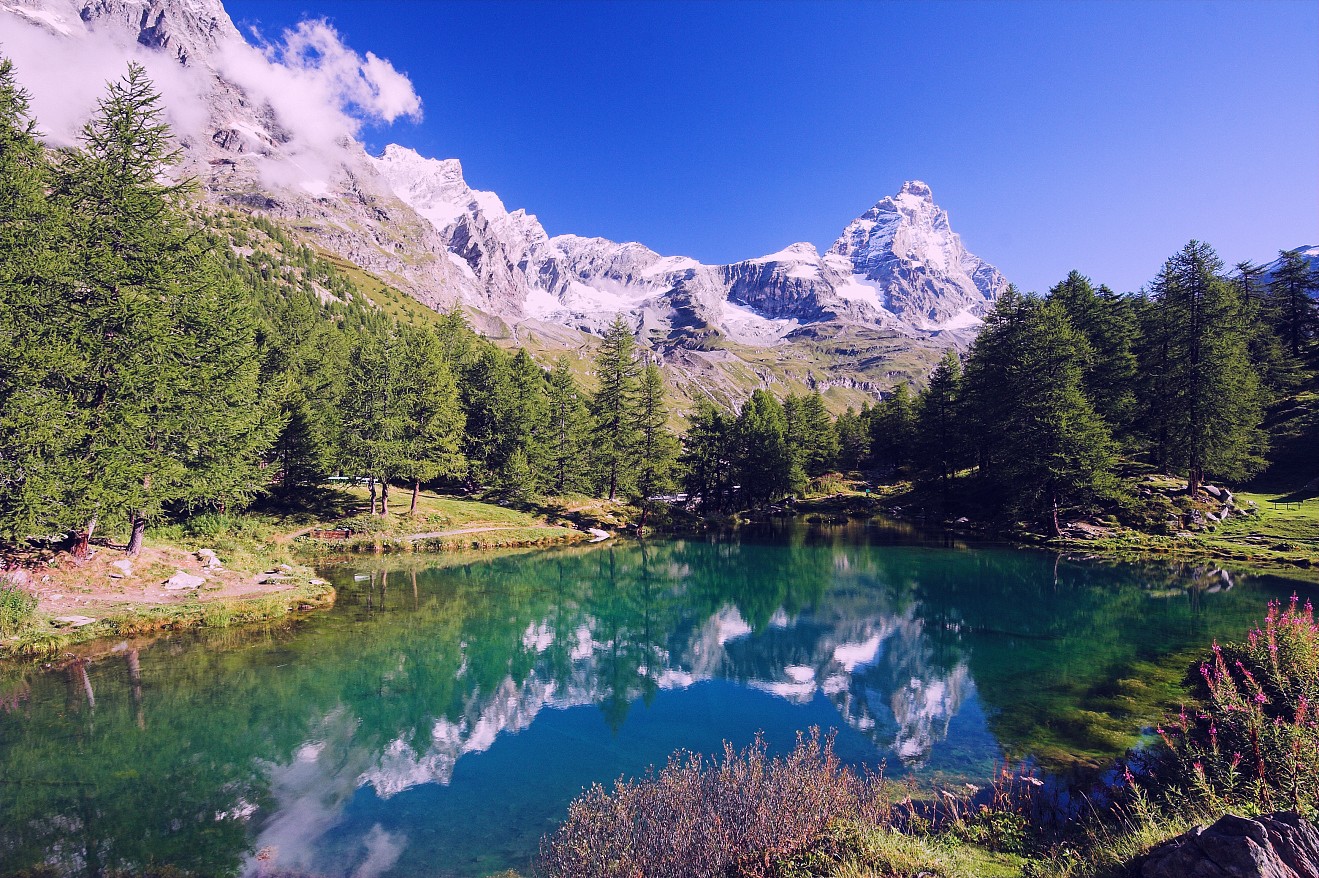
[{"x1": 1, "y1": 58, "x2": 1317, "y2": 554}]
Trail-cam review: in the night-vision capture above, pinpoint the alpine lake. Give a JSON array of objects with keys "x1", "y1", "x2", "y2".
[{"x1": 1, "y1": 518, "x2": 1313, "y2": 878}]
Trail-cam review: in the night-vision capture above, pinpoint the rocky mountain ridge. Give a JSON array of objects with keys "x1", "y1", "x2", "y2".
[{"x1": 2, "y1": 0, "x2": 1005, "y2": 364}]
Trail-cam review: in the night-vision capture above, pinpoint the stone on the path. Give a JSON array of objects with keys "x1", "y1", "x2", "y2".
[
  {"x1": 196, "y1": 549, "x2": 222, "y2": 569},
  {"x1": 164, "y1": 571, "x2": 205, "y2": 590},
  {"x1": 1140, "y1": 811, "x2": 1319, "y2": 878},
  {"x1": 53, "y1": 615, "x2": 97, "y2": 627},
  {"x1": 111, "y1": 560, "x2": 133, "y2": 577}
]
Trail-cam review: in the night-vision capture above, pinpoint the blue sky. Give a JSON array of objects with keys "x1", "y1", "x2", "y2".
[{"x1": 225, "y1": 0, "x2": 1317, "y2": 294}]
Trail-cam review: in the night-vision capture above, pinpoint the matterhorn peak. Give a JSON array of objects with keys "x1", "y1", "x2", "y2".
[{"x1": 899, "y1": 180, "x2": 933, "y2": 200}]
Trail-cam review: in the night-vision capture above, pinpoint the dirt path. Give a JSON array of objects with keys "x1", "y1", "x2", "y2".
[{"x1": 405, "y1": 525, "x2": 526, "y2": 541}]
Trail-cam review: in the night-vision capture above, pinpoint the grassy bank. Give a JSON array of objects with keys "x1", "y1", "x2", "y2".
[
  {"x1": 782, "y1": 476, "x2": 1319, "y2": 584},
  {"x1": 0, "y1": 486, "x2": 609, "y2": 661}
]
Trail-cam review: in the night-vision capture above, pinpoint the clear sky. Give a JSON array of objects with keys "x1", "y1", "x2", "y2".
[{"x1": 223, "y1": 0, "x2": 1317, "y2": 294}]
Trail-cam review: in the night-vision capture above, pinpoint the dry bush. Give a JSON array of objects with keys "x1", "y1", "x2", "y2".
[{"x1": 539, "y1": 729, "x2": 887, "y2": 878}]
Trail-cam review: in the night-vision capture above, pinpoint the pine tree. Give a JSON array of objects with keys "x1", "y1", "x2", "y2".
[
  {"x1": 544, "y1": 356, "x2": 591, "y2": 495},
  {"x1": 998, "y1": 300, "x2": 1116, "y2": 533},
  {"x1": 1266, "y1": 250, "x2": 1319, "y2": 359},
  {"x1": 633, "y1": 363, "x2": 679, "y2": 533},
  {"x1": 1235, "y1": 260, "x2": 1302, "y2": 394},
  {"x1": 506, "y1": 349, "x2": 551, "y2": 488},
  {"x1": 869, "y1": 384, "x2": 915, "y2": 477},
  {"x1": 913, "y1": 350, "x2": 965, "y2": 498},
  {"x1": 960, "y1": 286, "x2": 1035, "y2": 478},
  {"x1": 340, "y1": 320, "x2": 406, "y2": 515},
  {"x1": 49, "y1": 63, "x2": 272, "y2": 554},
  {"x1": 394, "y1": 325, "x2": 465, "y2": 515},
  {"x1": 590, "y1": 315, "x2": 642, "y2": 500},
  {"x1": 1149, "y1": 241, "x2": 1266, "y2": 494},
  {"x1": 0, "y1": 55, "x2": 77, "y2": 541},
  {"x1": 680, "y1": 400, "x2": 734, "y2": 512},
  {"x1": 1048, "y1": 272, "x2": 1139, "y2": 440},
  {"x1": 732, "y1": 390, "x2": 793, "y2": 506},
  {"x1": 834, "y1": 408, "x2": 869, "y2": 472}
]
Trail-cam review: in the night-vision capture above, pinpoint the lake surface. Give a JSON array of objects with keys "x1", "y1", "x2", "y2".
[{"x1": 0, "y1": 520, "x2": 1311, "y2": 878}]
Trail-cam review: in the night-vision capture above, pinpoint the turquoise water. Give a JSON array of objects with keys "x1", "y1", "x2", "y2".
[{"x1": 0, "y1": 520, "x2": 1310, "y2": 878}]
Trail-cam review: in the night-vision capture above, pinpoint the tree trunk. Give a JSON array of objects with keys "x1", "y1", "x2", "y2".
[
  {"x1": 1051, "y1": 495, "x2": 1062, "y2": 538},
  {"x1": 637, "y1": 504, "x2": 649, "y2": 538},
  {"x1": 410, "y1": 479, "x2": 420, "y2": 515},
  {"x1": 127, "y1": 649, "x2": 145, "y2": 730},
  {"x1": 380, "y1": 481, "x2": 390, "y2": 516},
  {"x1": 368, "y1": 477, "x2": 377, "y2": 515},
  {"x1": 72, "y1": 516, "x2": 98, "y2": 560},
  {"x1": 125, "y1": 516, "x2": 147, "y2": 558}
]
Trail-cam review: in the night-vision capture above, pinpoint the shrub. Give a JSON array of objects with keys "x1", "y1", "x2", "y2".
[
  {"x1": 0, "y1": 581, "x2": 37, "y2": 636},
  {"x1": 1153, "y1": 594, "x2": 1319, "y2": 814},
  {"x1": 538, "y1": 730, "x2": 886, "y2": 878}
]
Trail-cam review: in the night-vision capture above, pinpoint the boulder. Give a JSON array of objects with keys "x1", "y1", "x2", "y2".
[
  {"x1": 196, "y1": 549, "x2": 222, "y2": 569},
  {"x1": 53, "y1": 615, "x2": 97, "y2": 628},
  {"x1": 111, "y1": 559, "x2": 134, "y2": 577},
  {"x1": 1140, "y1": 812, "x2": 1319, "y2": 878},
  {"x1": 163, "y1": 571, "x2": 205, "y2": 590},
  {"x1": 1204, "y1": 484, "x2": 1223, "y2": 499}
]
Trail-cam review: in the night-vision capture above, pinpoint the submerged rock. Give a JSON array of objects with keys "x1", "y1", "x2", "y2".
[{"x1": 1139, "y1": 812, "x2": 1319, "y2": 878}]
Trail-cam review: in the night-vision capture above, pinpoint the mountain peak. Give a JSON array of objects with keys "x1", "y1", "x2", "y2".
[{"x1": 899, "y1": 180, "x2": 933, "y2": 200}]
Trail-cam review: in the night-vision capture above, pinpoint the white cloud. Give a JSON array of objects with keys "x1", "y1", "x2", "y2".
[
  {"x1": 0, "y1": 14, "x2": 211, "y2": 149},
  {"x1": 0, "y1": 4, "x2": 422, "y2": 190}
]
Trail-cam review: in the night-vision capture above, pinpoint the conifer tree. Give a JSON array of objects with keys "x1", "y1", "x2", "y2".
[
  {"x1": 913, "y1": 350, "x2": 965, "y2": 498},
  {"x1": 633, "y1": 363, "x2": 679, "y2": 533},
  {"x1": 1048, "y1": 272, "x2": 1139, "y2": 440},
  {"x1": 1149, "y1": 241, "x2": 1266, "y2": 494},
  {"x1": 733, "y1": 390, "x2": 793, "y2": 505},
  {"x1": 834, "y1": 408, "x2": 869, "y2": 472},
  {"x1": 506, "y1": 349, "x2": 551, "y2": 486},
  {"x1": 0, "y1": 56, "x2": 76, "y2": 541},
  {"x1": 1234, "y1": 260, "x2": 1302, "y2": 395},
  {"x1": 590, "y1": 315, "x2": 642, "y2": 500},
  {"x1": 1266, "y1": 250, "x2": 1319, "y2": 359},
  {"x1": 544, "y1": 356, "x2": 591, "y2": 495},
  {"x1": 869, "y1": 384, "x2": 915, "y2": 476},
  {"x1": 340, "y1": 321, "x2": 405, "y2": 515},
  {"x1": 395, "y1": 325, "x2": 465, "y2": 514},
  {"x1": 50, "y1": 64, "x2": 272, "y2": 554},
  {"x1": 680, "y1": 400, "x2": 734, "y2": 512},
  {"x1": 998, "y1": 300, "x2": 1116, "y2": 532},
  {"x1": 960, "y1": 286, "x2": 1034, "y2": 477}
]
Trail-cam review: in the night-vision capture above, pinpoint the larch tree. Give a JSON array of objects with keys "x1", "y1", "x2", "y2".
[
  {"x1": 395, "y1": 325, "x2": 465, "y2": 515},
  {"x1": 1266, "y1": 250, "x2": 1319, "y2": 359},
  {"x1": 51, "y1": 63, "x2": 271, "y2": 555},
  {"x1": 544, "y1": 355, "x2": 591, "y2": 495},
  {"x1": 999, "y1": 299, "x2": 1117, "y2": 533},
  {"x1": 680, "y1": 400, "x2": 734, "y2": 512},
  {"x1": 913, "y1": 350, "x2": 965, "y2": 499},
  {"x1": 0, "y1": 55, "x2": 77, "y2": 542},
  {"x1": 590, "y1": 314, "x2": 642, "y2": 500},
  {"x1": 1149, "y1": 241, "x2": 1266, "y2": 495},
  {"x1": 340, "y1": 320, "x2": 406, "y2": 515},
  {"x1": 632, "y1": 362, "x2": 679, "y2": 533}
]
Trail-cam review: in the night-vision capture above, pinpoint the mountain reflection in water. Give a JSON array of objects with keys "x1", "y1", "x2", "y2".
[{"x1": 0, "y1": 520, "x2": 1306, "y2": 878}]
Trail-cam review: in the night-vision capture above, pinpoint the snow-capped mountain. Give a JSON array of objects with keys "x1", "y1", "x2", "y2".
[
  {"x1": 1257, "y1": 245, "x2": 1319, "y2": 292},
  {"x1": 373, "y1": 145, "x2": 1008, "y2": 342},
  {"x1": 2, "y1": 0, "x2": 1005, "y2": 406}
]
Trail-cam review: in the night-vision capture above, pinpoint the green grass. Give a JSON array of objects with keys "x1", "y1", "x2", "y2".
[
  {"x1": 758, "y1": 820, "x2": 1030, "y2": 878},
  {"x1": 0, "y1": 581, "x2": 335, "y2": 660}
]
